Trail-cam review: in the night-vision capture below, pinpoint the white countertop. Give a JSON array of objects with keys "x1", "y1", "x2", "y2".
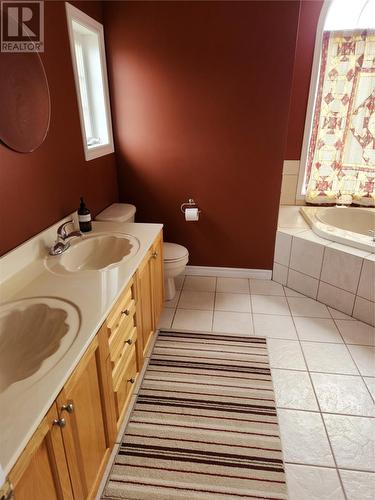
[{"x1": 0, "y1": 221, "x2": 163, "y2": 475}]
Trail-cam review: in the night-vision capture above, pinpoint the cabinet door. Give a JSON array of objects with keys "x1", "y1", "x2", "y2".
[
  {"x1": 137, "y1": 250, "x2": 154, "y2": 356},
  {"x1": 9, "y1": 404, "x2": 73, "y2": 500},
  {"x1": 151, "y1": 231, "x2": 164, "y2": 327},
  {"x1": 56, "y1": 326, "x2": 115, "y2": 500}
]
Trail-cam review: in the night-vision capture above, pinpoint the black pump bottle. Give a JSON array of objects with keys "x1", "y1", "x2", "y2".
[{"x1": 78, "y1": 197, "x2": 92, "y2": 233}]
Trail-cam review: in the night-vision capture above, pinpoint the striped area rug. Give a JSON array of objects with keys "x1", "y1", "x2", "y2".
[{"x1": 102, "y1": 330, "x2": 287, "y2": 500}]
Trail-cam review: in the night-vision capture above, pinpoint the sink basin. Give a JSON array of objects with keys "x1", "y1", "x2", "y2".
[
  {"x1": 46, "y1": 232, "x2": 140, "y2": 273},
  {"x1": 0, "y1": 298, "x2": 80, "y2": 393}
]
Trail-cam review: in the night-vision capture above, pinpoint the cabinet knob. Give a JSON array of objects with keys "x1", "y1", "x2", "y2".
[
  {"x1": 152, "y1": 251, "x2": 158, "y2": 259},
  {"x1": 61, "y1": 403, "x2": 74, "y2": 414},
  {"x1": 121, "y1": 309, "x2": 130, "y2": 316},
  {"x1": 53, "y1": 418, "x2": 66, "y2": 428},
  {"x1": 128, "y1": 377, "x2": 135, "y2": 384},
  {"x1": 126, "y1": 338, "x2": 133, "y2": 345}
]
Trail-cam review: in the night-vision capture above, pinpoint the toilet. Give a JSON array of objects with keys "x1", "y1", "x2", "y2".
[
  {"x1": 96, "y1": 203, "x2": 189, "y2": 300},
  {"x1": 163, "y1": 242, "x2": 189, "y2": 300}
]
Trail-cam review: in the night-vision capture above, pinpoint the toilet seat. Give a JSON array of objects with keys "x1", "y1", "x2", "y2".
[{"x1": 163, "y1": 242, "x2": 188, "y2": 263}]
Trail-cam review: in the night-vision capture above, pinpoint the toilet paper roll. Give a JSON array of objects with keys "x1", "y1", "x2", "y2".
[{"x1": 185, "y1": 207, "x2": 199, "y2": 221}]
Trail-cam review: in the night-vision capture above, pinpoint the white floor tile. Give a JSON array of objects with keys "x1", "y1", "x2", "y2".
[
  {"x1": 364, "y1": 377, "x2": 375, "y2": 399},
  {"x1": 324, "y1": 414, "x2": 375, "y2": 472},
  {"x1": 157, "y1": 308, "x2": 175, "y2": 329},
  {"x1": 216, "y1": 277, "x2": 250, "y2": 293},
  {"x1": 302, "y1": 342, "x2": 359, "y2": 375},
  {"x1": 253, "y1": 314, "x2": 297, "y2": 339},
  {"x1": 277, "y1": 409, "x2": 334, "y2": 466},
  {"x1": 212, "y1": 311, "x2": 253, "y2": 335},
  {"x1": 272, "y1": 369, "x2": 318, "y2": 410},
  {"x1": 249, "y1": 279, "x2": 285, "y2": 296},
  {"x1": 311, "y1": 373, "x2": 375, "y2": 417},
  {"x1": 347, "y1": 345, "x2": 375, "y2": 377},
  {"x1": 172, "y1": 309, "x2": 213, "y2": 331},
  {"x1": 287, "y1": 297, "x2": 330, "y2": 318},
  {"x1": 178, "y1": 290, "x2": 215, "y2": 310},
  {"x1": 183, "y1": 275, "x2": 216, "y2": 292},
  {"x1": 214, "y1": 292, "x2": 251, "y2": 313},
  {"x1": 335, "y1": 319, "x2": 375, "y2": 346},
  {"x1": 339, "y1": 470, "x2": 375, "y2": 500},
  {"x1": 285, "y1": 464, "x2": 345, "y2": 500},
  {"x1": 267, "y1": 339, "x2": 306, "y2": 370},
  {"x1": 164, "y1": 289, "x2": 181, "y2": 308},
  {"x1": 328, "y1": 307, "x2": 355, "y2": 320},
  {"x1": 294, "y1": 317, "x2": 343, "y2": 343},
  {"x1": 251, "y1": 295, "x2": 290, "y2": 315},
  {"x1": 284, "y1": 287, "x2": 305, "y2": 297}
]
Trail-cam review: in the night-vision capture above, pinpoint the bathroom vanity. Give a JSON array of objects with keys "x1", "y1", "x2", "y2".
[{"x1": 0, "y1": 222, "x2": 164, "y2": 500}]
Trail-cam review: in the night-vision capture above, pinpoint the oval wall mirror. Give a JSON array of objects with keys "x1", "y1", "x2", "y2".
[{"x1": 0, "y1": 50, "x2": 50, "y2": 153}]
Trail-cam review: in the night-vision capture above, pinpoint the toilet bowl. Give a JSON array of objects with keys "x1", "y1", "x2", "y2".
[{"x1": 163, "y1": 243, "x2": 189, "y2": 300}]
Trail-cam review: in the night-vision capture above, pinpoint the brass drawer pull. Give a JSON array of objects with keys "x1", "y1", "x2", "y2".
[
  {"x1": 126, "y1": 338, "x2": 133, "y2": 345},
  {"x1": 152, "y1": 251, "x2": 158, "y2": 259},
  {"x1": 121, "y1": 309, "x2": 130, "y2": 316},
  {"x1": 53, "y1": 418, "x2": 66, "y2": 428},
  {"x1": 128, "y1": 378, "x2": 135, "y2": 384},
  {"x1": 61, "y1": 403, "x2": 74, "y2": 414}
]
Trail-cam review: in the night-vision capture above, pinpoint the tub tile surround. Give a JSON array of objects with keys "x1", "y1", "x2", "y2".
[
  {"x1": 274, "y1": 207, "x2": 375, "y2": 326},
  {"x1": 157, "y1": 274, "x2": 375, "y2": 500}
]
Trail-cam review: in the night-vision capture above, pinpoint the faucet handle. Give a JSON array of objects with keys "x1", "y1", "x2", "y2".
[{"x1": 57, "y1": 220, "x2": 74, "y2": 240}]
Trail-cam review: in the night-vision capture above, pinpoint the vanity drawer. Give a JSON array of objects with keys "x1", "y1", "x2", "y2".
[
  {"x1": 112, "y1": 326, "x2": 137, "y2": 387},
  {"x1": 106, "y1": 279, "x2": 135, "y2": 335},
  {"x1": 113, "y1": 345, "x2": 137, "y2": 421},
  {"x1": 108, "y1": 299, "x2": 136, "y2": 358}
]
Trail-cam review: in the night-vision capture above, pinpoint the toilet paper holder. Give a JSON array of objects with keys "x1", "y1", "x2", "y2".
[{"x1": 180, "y1": 198, "x2": 201, "y2": 215}]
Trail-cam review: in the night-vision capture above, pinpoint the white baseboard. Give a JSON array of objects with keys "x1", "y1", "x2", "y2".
[{"x1": 185, "y1": 266, "x2": 272, "y2": 280}]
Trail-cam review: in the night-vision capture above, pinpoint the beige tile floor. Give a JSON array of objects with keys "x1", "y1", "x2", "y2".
[{"x1": 158, "y1": 275, "x2": 375, "y2": 500}]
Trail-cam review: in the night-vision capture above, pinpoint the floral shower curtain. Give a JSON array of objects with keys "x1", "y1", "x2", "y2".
[{"x1": 305, "y1": 30, "x2": 375, "y2": 206}]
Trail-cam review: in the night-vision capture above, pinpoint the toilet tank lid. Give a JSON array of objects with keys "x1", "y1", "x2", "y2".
[
  {"x1": 96, "y1": 203, "x2": 136, "y2": 222},
  {"x1": 163, "y1": 242, "x2": 188, "y2": 261}
]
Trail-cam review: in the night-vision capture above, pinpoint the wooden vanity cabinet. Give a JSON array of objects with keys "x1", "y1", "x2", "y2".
[
  {"x1": 9, "y1": 405, "x2": 73, "y2": 500},
  {"x1": 150, "y1": 232, "x2": 164, "y2": 326},
  {"x1": 56, "y1": 325, "x2": 115, "y2": 500},
  {"x1": 135, "y1": 230, "x2": 164, "y2": 358},
  {"x1": 8, "y1": 230, "x2": 164, "y2": 500}
]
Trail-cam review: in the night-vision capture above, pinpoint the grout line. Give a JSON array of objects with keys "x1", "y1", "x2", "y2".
[
  {"x1": 276, "y1": 405, "x2": 375, "y2": 419},
  {"x1": 282, "y1": 294, "x2": 349, "y2": 500},
  {"x1": 284, "y1": 461, "x2": 375, "y2": 475}
]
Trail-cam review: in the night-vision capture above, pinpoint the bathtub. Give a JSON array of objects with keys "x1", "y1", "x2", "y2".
[{"x1": 300, "y1": 206, "x2": 375, "y2": 253}]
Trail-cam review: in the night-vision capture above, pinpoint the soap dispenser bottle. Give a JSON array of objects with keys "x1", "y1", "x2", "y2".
[{"x1": 78, "y1": 197, "x2": 92, "y2": 232}]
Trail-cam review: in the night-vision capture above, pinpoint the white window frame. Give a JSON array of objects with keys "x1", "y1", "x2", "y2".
[
  {"x1": 297, "y1": 0, "x2": 375, "y2": 200},
  {"x1": 65, "y1": 2, "x2": 114, "y2": 161},
  {"x1": 296, "y1": 0, "x2": 332, "y2": 200}
]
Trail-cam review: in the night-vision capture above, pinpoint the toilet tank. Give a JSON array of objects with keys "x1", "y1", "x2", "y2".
[{"x1": 96, "y1": 203, "x2": 136, "y2": 223}]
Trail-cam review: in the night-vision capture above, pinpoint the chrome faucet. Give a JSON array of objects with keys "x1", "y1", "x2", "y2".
[{"x1": 49, "y1": 220, "x2": 82, "y2": 256}]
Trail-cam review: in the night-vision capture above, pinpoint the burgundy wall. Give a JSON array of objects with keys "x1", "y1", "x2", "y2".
[
  {"x1": 285, "y1": 0, "x2": 324, "y2": 159},
  {"x1": 0, "y1": 1, "x2": 118, "y2": 256},
  {"x1": 104, "y1": 1, "x2": 300, "y2": 269}
]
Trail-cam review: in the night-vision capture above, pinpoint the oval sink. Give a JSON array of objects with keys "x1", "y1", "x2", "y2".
[
  {"x1": 46, "y1": 233, "x2": 140, "y2": 274},
  {"x1": 0, "y1": 298, "x2": 80, "y2": 393}
]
